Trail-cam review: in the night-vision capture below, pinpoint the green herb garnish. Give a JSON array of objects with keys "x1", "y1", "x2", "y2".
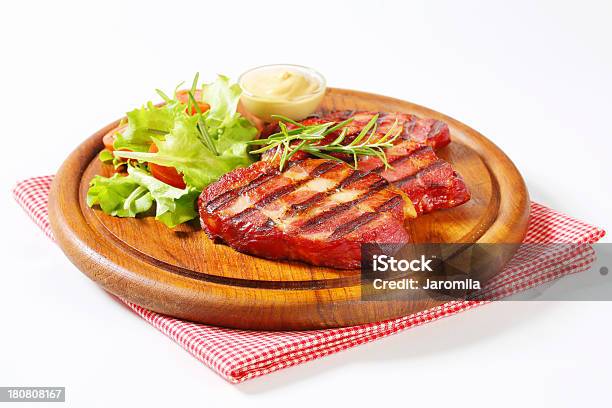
[
  {"x1": 187, "y1": 90, "x2": 219, "y2": 155},
  {"x1": 248, "y1": 114, "x2": 401, "y2": 171}
]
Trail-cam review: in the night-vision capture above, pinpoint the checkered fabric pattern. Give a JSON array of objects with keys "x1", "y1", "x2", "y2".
[{"x1": 12, "y1": 176, "x2": 606, "y2": 383}]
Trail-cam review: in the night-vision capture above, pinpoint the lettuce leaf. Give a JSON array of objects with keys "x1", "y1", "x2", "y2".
[
  {"x1": 115, "y1": 115, "x2": 254, "y2": 190},
  {"x1": 86, "y1": 173, "x2": 153, "y2": 217},
  {"x1": 127, "y1": 166, "x2": 198, "y2": 223},
  {"x1": 98, "y1": 149, "x2": 114, "y2": 163},
  {"x1": 202, "y1": 74, "x2": 242, "y2": 130},
  {"x1": 87, "y1": 165, "x2": 198, "y2": 227},
  {"x1": 156, "y1": 192, "x2": 200, "y2": 227},
  {"x1": 114, "y1": 76, "x2": 257, "y2": 190},
  {"x1": 113, "y1": 102, "x2": 180, "y2": 152}
]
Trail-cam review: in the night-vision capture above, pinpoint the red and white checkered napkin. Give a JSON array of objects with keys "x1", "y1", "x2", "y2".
[{"x1": 13, "y1": 176, "x2": 606, "y2": 383}]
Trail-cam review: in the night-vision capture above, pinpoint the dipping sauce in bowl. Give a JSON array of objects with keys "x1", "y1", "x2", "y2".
[{"x1": 239, "y1": 64, "x2": 326, "y2": 122}]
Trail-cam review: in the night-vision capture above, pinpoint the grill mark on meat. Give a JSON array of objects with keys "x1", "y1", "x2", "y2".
[
  {"x1": 326, "y1": 195, "x2": 404, "y2": 241},
  {"x1": 227, "y1": 207, "x2": 276, "y2": 233},
  {"x1": 394, "y1": 159, "x2": 447, "y2": 187},
  {"x1": 294, "y1": 177, "x2": 389, "y2": 219},
  {"x1": 252, "y1": 184, "x2": 297, "y2": 209},
  {"x1": 309, "y1": 160, "x2": 339, "y2": 177},
  {"x1": 372, "y1": 145, "x2": 430, "y2": 174},
  {"x1": 361, "y1": 178, "x2": 388, "y2": 192},
  {"x1": 298, "y1": 201, "x2": 358, "y2": 231},
  {"x1": 229, "y1": 161, "x2": 343, "y2": 223},
  {"x1": 205, "y1": 172, "x2": 277, "y2": 212},
  {"x1": 337, "y1": 170, "x2": 371, "y2": 189},
  {"x1": 327, "y1": 212, "x2": 381, "y2": 241},
  {"x1": 376, "y1": 195, "x2": 404, "y2": 212},
  {"x1": 206, "y1": 159, "x2": 313, "y2": 212},
  {"x1": 299, "y1": 179, "x2": 388, "y2": 231},
  {"x1": 283, "y1": 163, "x2": 358, "y2": 218},
  {"x1": 285, "y1": 168, "x2": 372, "y2": 217},
  {"x1": 289, "y1": 192, "x2": 327, "y2": 214}
]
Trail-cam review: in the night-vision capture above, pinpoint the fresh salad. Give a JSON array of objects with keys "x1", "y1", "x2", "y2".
[{"x1": 87, "y1": 74, "x2": 259, "y2": 228}]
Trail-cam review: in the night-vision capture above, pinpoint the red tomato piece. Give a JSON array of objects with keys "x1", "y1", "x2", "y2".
[{"x1": 148, "y1": 143, "x2": 187, "y2": 189}]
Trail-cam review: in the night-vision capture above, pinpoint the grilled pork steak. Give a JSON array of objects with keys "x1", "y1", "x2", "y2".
[
  {"x1": 199, "y1": 158, "x2": 416, "y2": 269},
  {"x1": 312, "y1": 110, "x2": 451, "y2": 149},
  {"x1": 261, "y1": 111, "x2": 470, "y2": 214},
  {"x1": 356, "y1": 140, "x2": 470, "y2": 214}
]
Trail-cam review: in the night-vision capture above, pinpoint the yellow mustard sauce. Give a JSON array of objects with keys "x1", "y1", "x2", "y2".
[{"x1": 239, "y1": 65, "x2": 326, "y2": 121}]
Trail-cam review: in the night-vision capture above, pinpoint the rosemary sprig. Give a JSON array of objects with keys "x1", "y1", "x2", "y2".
[
  {"x1": 270, "y1": 114, "x2": 305, "y2": 128},
  {"x1": 187, "y1": 72, "x2": 200, "y2": 113},
  {"x1": 155, "y1": 88, "x2": 172, "y2": 103},
  {"x1": 190, "y1": 72, "x2": 200, "y2": 94},
  {"x1": 188, "y1": 91, "x2": 218, "y2": 156},
  {"x1": 247, "y1": 114, "x2": 401, "y2": 171}
]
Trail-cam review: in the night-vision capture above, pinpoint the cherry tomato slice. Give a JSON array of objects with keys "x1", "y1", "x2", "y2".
[
  {"x1": 148, "y1": 143, "x2": 187, "y2": 189},
  {"x1": 175, "y1": 89, "x2": 210, "y2": 115}
]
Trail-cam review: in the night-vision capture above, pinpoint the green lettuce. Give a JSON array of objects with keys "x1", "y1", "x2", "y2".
[
  {"x1": 88, "y1": 74, "x2": 257, "y2": 227},
  {"x1": 98, "y1": 149, "x2": 114, "y2": 163},
  {"x1": 87, "y1": 165, "x2": 198, "y2": 228},
  {"x1": 202, "y1": 74, "x2": 242, "y2": 130},
  {"x1": 87, "y1": 172, "x2": 153, "y2": 217},
  {"x1": 113, "y1": 102, "x2": 180, "y2": 152},
  {"x1": 114, "y1": 75, "x2": 257, "y2": 190},
  {"x1": 114, "y1": 114, "x2": 254, "y2": 190}
]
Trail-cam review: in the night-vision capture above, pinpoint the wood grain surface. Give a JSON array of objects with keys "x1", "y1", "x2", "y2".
[{"x1": 48, "y1": 88, "x2": 530, "y2": 330}]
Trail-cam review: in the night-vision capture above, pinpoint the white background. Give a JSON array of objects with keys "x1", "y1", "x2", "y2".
[{"x1": 1, "y1": 0, "x2": 611, "y2": 406}]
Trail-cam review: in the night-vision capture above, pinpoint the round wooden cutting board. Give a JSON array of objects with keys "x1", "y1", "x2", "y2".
[{"x1": 48, "y1": 88, "x2": 530, "y2": 330}]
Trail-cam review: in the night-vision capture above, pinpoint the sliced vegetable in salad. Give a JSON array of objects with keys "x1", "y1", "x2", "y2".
[{"x1": 87, "y1": 74, "x2": 258, "y2": 228}]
